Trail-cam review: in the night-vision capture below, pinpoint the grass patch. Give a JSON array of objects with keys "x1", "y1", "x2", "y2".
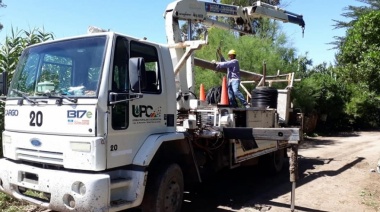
[
  {"x1": 360, "y1": 188, "x2": 380, "y2": 211},
  {"x1": 0, "y1": 191, "x2": 38, "y2": 212},
  {"x1": 22, "y1": 188, "x2": 50, "y2": 202},
  {"x1": 0, "y1": 192, "x2": 24, "y2": 212}
]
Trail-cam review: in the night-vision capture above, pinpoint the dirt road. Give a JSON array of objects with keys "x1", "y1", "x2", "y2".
[{"x1": 181, "y1": 131, "x2": 380, "y2": 212}]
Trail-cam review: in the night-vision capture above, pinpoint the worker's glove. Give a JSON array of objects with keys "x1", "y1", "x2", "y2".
[
  {"x1": 211, "y1": 60, "x2": 218, "y2": 73},
  {"x1": 211, "y1": 60, "x2": 218, "y2": 69}
]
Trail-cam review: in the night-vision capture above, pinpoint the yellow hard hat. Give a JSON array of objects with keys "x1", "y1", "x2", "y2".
[{"x1": 228, "y1": 49, "x2": 236, "y2": 55}]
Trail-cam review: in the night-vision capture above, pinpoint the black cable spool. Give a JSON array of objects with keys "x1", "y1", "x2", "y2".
[{"x1": 251, "y1": 86, "x2": 278, "y2": 109}]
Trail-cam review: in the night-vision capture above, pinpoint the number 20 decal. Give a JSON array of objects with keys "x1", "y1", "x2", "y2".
[
  {"x1": 30, "y1": 111, "x2": 43, "y2": 127},
  {"x1": 110, "y1": 145, "x2": 118, "y2": 151}
]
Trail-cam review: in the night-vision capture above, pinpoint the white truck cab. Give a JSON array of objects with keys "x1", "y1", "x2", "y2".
[{"x1": 0, "y1": 32, "x2": 180, "y2": 211}]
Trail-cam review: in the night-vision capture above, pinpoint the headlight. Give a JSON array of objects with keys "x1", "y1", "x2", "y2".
[{"x1": 70, "y1": 142, "x2": 91, "y2": 152}]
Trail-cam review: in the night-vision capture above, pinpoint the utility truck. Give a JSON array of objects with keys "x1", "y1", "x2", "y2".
[{"x1": 0, "y1": 0, "x2": 305, "y2": 211}]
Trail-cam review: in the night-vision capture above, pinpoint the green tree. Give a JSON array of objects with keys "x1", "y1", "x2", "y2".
[
  {"x1": 332, "y1": 0, "x2": 379, "y2": 49},
  {"x1": 335, "y1": 11, "x2": 380, "y2": 128},
  {"x1": 0, "y1": 28, "x2": 54, "y2": 157},
  {"x1": 344, "y1": 83, "x2": 380, "y2": 129},
  {"x1": 293, "y1": 71, "x2": 349, "y2": 131},
  {"x1": 334, "y1": 0, "x2": 380, "y2": 29},
  {"x1": 294, "y1": 53, "x2": 313, "y2": 78},
  {"x1": 337, "y1": 11, "x2": 380, "y2": 92}
]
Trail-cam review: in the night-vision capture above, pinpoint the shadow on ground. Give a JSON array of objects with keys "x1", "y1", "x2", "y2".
[
  {"x1": 181, "y1": 155, "x2": 365, "y2": 212},
  {"x1": 300, "y1": 138, "x2": 336, "y2": 149},
  {"x1": 300, "y1": 131, "x2": 361, "y2": 149},
  {"x1": 124, "y1": 134, "x2": 364, "y2": 212}
]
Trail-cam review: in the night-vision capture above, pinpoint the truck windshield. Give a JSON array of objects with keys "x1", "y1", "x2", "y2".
[{"x1": 9, "y1": 36, "x2": 107, "y2": 98}]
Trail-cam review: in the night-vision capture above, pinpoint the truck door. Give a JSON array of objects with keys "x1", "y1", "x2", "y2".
[{"x1": 106, "y1": 36, "x2": 168, "y2": 168}]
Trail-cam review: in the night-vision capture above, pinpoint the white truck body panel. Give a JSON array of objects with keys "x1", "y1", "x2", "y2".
[
  {"x1": 105, "y1": 41, "x2": 177, "y2": 168},
  {"x1": 5, "y1": 99, "x2": 97, "y2": 136},
  {"x1": 2, "y1": 131, "x2": 107, "y2": 171},
  {"x1": 132, "y1": 132, "x2": 185, "y2": 166}
]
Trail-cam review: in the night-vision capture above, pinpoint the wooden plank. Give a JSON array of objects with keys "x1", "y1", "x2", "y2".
[
  {"x1": 240, "y1": 83, "x2": 252, "y2": 98},
  {"x1": 194, "y1": 57, "x2": 263, "y2": 81}
]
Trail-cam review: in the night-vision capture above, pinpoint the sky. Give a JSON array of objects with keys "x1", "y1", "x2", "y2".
[{"x1": 0, "y1": 0, "x2": 365, "y2": 66}]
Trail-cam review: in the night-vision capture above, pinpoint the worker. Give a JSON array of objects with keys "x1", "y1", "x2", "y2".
[{"x1": 213, "y1": 49, "x2": 249, "y2": 108}]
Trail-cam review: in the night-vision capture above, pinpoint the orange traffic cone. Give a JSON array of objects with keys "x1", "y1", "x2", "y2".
[
  {"x1": 220, "y1": 76, "x2": 229, "y2": 105},
  {"x1": 199, "y1": 84, "x2": 206, "y2": 101}
]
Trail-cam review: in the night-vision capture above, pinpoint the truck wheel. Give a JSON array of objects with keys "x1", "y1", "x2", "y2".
[
  {"x1": 141, "y1": 163, "x2": 184, "y2": 212},
  {"x1": 261, "y1": 149, "x2": 285, "y2": 174}
]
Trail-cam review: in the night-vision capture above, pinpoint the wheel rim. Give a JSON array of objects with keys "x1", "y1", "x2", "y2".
[{"x1": 164, "y1": 178, "x2": 181, "y2": 211}]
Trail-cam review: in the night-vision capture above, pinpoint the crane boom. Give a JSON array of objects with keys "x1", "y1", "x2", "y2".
[
  {"x1": 165, "y1": 0, "x2": 305, "y2": 35},
  {"x1": 248, "y1": 1, "x2": 305, "y2": 28}
]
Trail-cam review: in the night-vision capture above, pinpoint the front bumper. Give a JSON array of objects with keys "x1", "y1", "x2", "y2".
[{"x1": 0, "y1": 159, "x2": 146, "y2": 212}]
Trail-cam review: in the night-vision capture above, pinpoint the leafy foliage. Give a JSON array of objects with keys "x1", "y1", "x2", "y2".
[
  {"x1": 333, "y1": 0, "x2": 380, "y2": 29},
  {"x1": 332, "y1": 0, "x2": 380, "y2": 49},
  {"x1": 294, "y1": 53, "x2": 313, "y2": 79},
  {"x1": 293, "y1": 70, "x2": 349, "y2": 130},
  {"x1": 344, "y1": 84, "x2": 380, "y2": 129},
  {"x1": 0, "y1": 28, "x2": 54, "y2": 77},
  {"x1": 337, "y1": 11, "x2": 380, "y2": 91},
  {"x1": 334, "y1": 11, "x2": 380, "y2": 128}
]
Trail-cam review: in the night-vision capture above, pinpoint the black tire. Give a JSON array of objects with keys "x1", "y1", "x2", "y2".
[
  {"x1": 261, "y1": 149, "x2": 285, "y2": 174},
  {"x1": 141, "y1": 163, "x2": 184, "y2": 212}
]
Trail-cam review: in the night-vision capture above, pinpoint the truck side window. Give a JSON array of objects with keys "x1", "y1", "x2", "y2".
[
  {"x1": 130, "y1": 41, "x2": 161, "y2": 94},
  {"x1": 112, "y1": 37, "x2": 129, "y2": 91},
  {"x1": 111, "y1": 36, "x2": 129, "y2": 130}
]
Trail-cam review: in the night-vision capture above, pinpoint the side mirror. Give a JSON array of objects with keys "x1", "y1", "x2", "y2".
[
  {"x1": 129, "y1": 57, "x2": 146, "y2": 92},
  {"x1": 0, "y1": 72, "x2": 8, "y2": 96}
]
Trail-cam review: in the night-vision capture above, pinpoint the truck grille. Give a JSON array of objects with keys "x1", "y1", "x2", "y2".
[{"x1": 16, "y1": 148, "x2": 63, "y2": 165}]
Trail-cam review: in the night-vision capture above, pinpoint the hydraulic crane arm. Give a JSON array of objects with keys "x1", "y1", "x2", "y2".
[
  {"x1": 165, "y1": 0, "x2": 305, "y2": 36},
  {"x1": 248, "y1": 1, "x2": 305, "y2": 29}
]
